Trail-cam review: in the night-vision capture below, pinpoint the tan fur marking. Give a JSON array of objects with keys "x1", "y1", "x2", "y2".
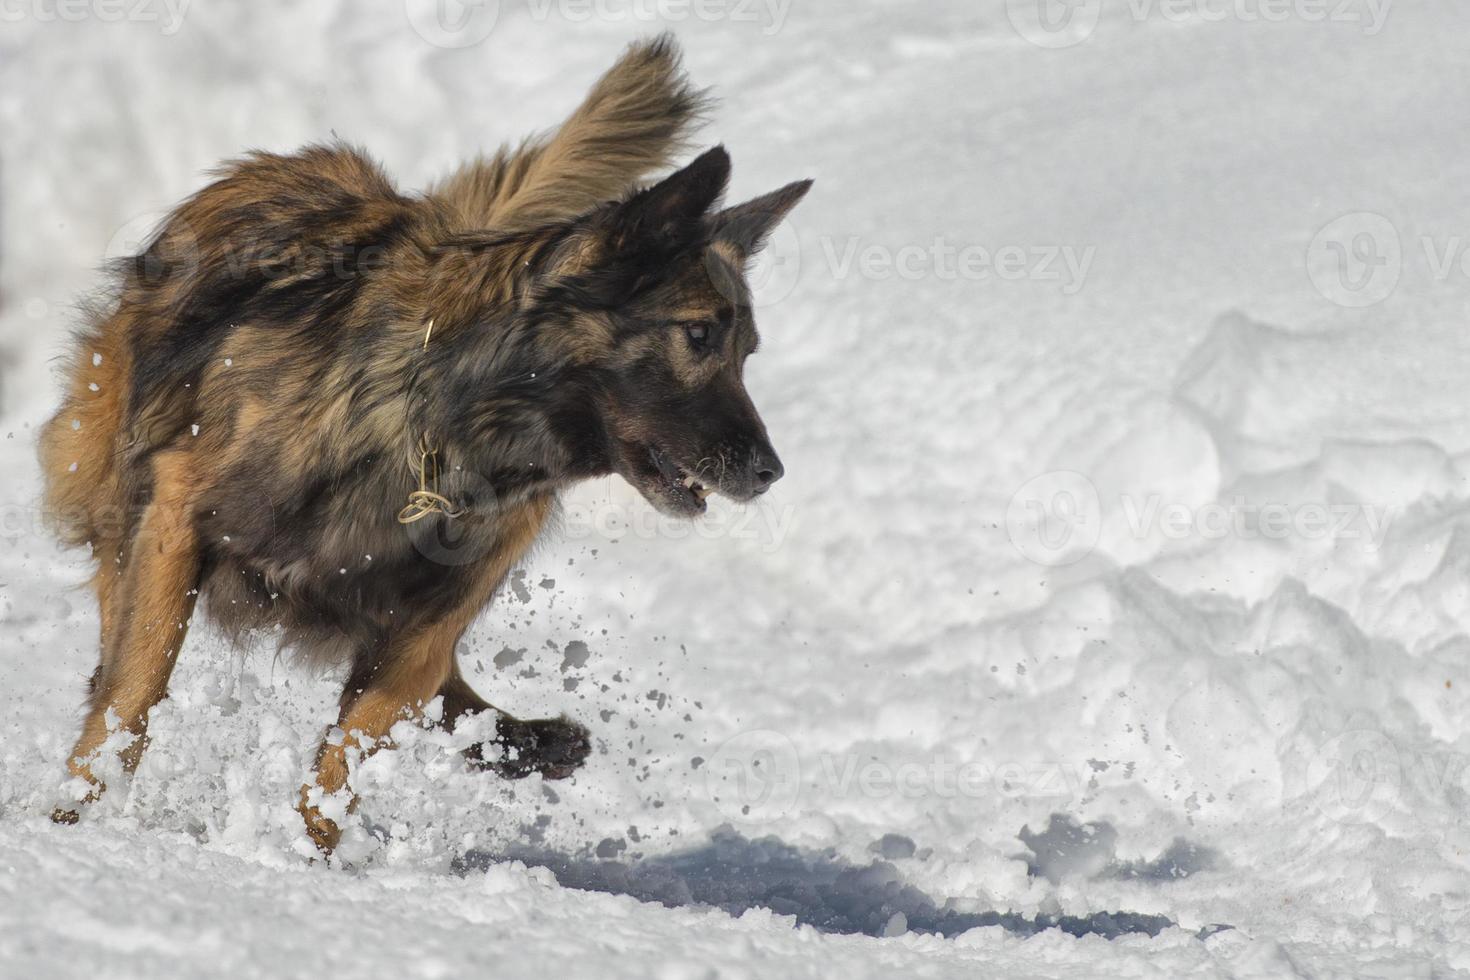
[
  {"x1": 92, "y1": 539, "x2": 125, "y2": 665},
  {"x1": 66, "y1": 451, "x2": 202, "y2": 795}
]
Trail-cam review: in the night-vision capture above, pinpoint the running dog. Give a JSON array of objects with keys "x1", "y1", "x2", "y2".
[{"x1": 39, "y1": 34, "x2": 810, "y2": 853}]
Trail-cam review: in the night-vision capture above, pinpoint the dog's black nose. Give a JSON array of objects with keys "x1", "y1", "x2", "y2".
[{"x1": 750, "y1": 448, "x2": 784, "y2": 493}]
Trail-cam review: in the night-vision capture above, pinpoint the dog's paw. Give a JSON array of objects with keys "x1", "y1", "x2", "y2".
[
  {"x1": 296, "y1": 785, "x2": 344, "y2": 856},
  {"x1": 469, "y1": 715, "x2": 591, "y2": 781}
]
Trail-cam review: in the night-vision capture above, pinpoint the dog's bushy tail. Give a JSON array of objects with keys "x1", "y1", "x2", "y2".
[{"x1": 432, "y1": 33, "x2": 711, "y2": 231}]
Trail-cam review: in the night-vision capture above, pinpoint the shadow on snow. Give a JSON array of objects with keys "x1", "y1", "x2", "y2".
[{"x1": 455, "y1": 818, "x2": 1228, "y2": 942}]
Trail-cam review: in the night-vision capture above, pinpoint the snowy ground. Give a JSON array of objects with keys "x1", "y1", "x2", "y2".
[{"x1": 3, "y1": 1, "x2": 1470, "y2": 976}]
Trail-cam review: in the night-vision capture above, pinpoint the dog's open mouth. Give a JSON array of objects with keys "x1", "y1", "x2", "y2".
[
  {"x1": 617, "y1": 441, "x2": 713, "y2": 517},
  {"x1": 650, "y1": 444, "x2": 712, "y2": 514}
]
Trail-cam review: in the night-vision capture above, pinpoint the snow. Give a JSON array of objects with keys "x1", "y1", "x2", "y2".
[{"x1": 3, "y1": 0, "x2": 1470, "y2": 976}]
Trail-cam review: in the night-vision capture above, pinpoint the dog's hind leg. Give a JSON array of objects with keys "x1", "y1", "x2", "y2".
[
  {"x1": 54, "y1": 451, "x2": 202, "y2": 822},
  {"x1": 438, "y1": 665, "x2": 591, "y2": 782},
  {"x1": 85, "y1": 534, "x2": 131, "y2": 695}
]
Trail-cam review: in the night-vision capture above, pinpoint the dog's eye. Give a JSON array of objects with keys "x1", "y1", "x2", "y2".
[{"x1": 684, "y1": 322, "x2": 711, "y2": 347}]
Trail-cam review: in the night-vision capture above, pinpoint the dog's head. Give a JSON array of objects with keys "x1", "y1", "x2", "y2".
[{"x1": 555, "y1": 147, "x2": 811, "y2": 517}]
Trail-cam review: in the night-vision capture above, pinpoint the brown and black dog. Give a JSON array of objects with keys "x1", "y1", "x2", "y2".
[{"x1": 38, "y1": 34, "x2": 810, "y2": 853}]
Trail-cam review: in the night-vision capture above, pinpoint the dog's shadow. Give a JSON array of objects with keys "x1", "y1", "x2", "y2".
[{"x1": 454, "y1": 825, "x2": 1222, "y2": 941}]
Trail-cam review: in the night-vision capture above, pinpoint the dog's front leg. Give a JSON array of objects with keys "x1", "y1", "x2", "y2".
[
  {"x1": 299, "y1": 641, "x2": 594, "y2": 854},
  {"x1": 439, "y1": 666, "x2": 591, "y2": 781},
  {"x1": 298, "y1": 629, "x2": 455, "y2": 855}
]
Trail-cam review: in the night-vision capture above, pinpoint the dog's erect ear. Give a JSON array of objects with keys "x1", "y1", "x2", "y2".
[
  {"x1": 709, "y1": 179, "x2": 813, "y2": 256},
  {"x1": 611, "y1": 146, "x2": 731, "y2": 251}
]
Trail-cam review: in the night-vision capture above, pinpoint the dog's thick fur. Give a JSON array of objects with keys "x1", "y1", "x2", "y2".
[{"x1": 39, "y1": 35, "x2": 810, "y2": 852}]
